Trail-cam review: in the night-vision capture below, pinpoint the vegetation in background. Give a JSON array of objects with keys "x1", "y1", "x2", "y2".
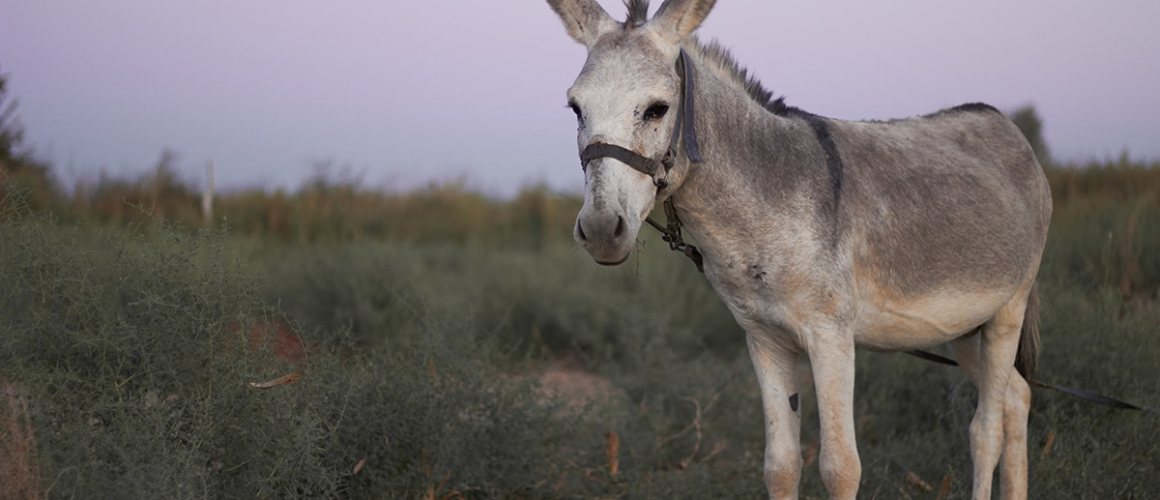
[
  {"x1": 2, "y1": 85, "x2": 1158, "y2": 499},
  {"x1": 1009, "y1": 104, "x2": 1052, "y2": 165},
  {"x1": 0, "y1": 73, "x2": 56, "y2": 214}
]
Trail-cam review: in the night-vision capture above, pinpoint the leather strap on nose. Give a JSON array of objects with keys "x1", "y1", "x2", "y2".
[
  {"x1": 580, "y1": 143, "x2": 663, "y2": 179},
  {"x1": 579, "y1": 48, "x2": 702, "y2": 189}
]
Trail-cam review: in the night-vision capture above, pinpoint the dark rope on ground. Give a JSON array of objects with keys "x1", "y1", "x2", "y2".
[{"x1": 905, "y1": 350, "x2": 1159, "y2": 414}]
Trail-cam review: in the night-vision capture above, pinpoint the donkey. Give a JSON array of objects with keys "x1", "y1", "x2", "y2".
[{"x1": 546, "y1": 0, "x2": 1051, "y2": 499}]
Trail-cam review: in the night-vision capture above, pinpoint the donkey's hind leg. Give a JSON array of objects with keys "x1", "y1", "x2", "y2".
[
  {"x1": 951, "y1": 325, "x2": 1031, "y2": 500},
  {"x1": 998, "y1": 369, "x2": 1031, "y2": 500},
  {"x1": 957, "y1": 290, "x2": 1028, "y2": 500}
]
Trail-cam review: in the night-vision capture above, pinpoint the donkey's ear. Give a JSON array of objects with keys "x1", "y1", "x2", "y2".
[
  {"x1": 652, "y1": 0, "x2": 716, "y2": 42},
  {"x1": 547, "y1": 0, "x2": 619, "y2": 47}
]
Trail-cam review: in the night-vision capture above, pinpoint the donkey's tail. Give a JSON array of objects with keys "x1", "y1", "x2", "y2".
[{"x1": 1014, "y1": 283, "x2": 1041, "y2": 383}]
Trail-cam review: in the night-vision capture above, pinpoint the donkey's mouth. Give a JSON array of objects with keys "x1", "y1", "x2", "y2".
[{"x1": 594, "y1": 251, "x2": 631, "y2": 266}]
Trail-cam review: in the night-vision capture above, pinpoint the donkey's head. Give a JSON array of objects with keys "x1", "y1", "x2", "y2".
[{"x1": 549, "y1": 0, "x2": 715, "y2": 265}]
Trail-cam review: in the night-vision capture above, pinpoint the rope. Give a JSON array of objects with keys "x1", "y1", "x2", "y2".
[{"x1": 905, "y1": 350, "x2": 1158, "y2": 414}]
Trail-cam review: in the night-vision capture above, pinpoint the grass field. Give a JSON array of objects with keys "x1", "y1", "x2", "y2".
[{"x1": 1, "y1": 158, "x2": 1159, "y2": 499}]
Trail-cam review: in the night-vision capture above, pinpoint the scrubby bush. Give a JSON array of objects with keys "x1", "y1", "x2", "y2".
[{"x1": 0, "y1": 214, "x2": 580, "y2": 499}]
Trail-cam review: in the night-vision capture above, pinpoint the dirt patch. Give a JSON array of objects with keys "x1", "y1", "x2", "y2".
[{"x1": 533, "y1": 361, "x2": 626, "y2": 415}]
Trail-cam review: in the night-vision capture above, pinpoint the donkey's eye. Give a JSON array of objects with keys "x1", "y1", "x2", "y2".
[
  {"x1": 643, "y1": 103, "x2": 669, "y2": 121},
  {"x1": 568, "y1": 102, "x2": 583, "y2": 121}
]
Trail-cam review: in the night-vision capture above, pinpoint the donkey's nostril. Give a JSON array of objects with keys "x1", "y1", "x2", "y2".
[
  {"x1": 613, "y1": 216, "x2": 626, "y2": 237},
  {"x1": 576, "y1": 219, "x2": 588, "y2": 241}
]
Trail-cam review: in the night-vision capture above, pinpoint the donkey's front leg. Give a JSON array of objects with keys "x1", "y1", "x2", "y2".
[
  {"x1": 807, "y1": 327, "x2": 860, "y2": 500},
  {"x1": 746, "y1": 332, "x2": 803, "y2": 500}
]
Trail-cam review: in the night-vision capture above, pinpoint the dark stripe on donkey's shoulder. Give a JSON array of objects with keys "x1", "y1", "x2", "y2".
[
  {"x1": 782, "y1": 108, "x2": 844, "y2": 246},
  {"x1": 789, "y1": 111, "x2": 843, "y2": 212}
]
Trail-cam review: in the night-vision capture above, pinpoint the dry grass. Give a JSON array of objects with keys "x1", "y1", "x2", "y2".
[{"x1": 1047, "y1": 156, "x2": 1160, "y2": 208}]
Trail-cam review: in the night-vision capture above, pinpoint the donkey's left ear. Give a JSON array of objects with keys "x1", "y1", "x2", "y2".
[{"x1": 652, "y1": 0, "x2": 716, "y2": 42}]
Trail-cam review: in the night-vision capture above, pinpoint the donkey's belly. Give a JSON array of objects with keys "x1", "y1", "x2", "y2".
[{"x1": 852, "y1": 287, "x2": 1015, "y2": 351}]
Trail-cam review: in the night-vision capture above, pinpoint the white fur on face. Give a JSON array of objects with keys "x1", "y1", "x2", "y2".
[{"x1": 567, "y1": 36, "x2": 679, "y2": 264}]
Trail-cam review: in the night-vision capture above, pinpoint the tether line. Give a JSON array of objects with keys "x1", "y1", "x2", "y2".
[{"x1": 905, "y1": 350, "x2": 1158, "y2": 414}]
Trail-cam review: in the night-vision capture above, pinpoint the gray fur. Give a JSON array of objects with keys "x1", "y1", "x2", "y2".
[
  {"x1": 666, "y1": 44, "x2": 1050, "y2": 494},
  {"x1": 659, "y1": 44, "x2": 1050, "y2": 298}
]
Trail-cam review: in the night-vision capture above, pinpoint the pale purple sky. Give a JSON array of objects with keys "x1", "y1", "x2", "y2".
[{"x1": 2, "y1": 0, "x2": 1158, "y2": 196}]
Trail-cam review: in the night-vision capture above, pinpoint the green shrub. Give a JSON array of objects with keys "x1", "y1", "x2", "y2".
[{"x1": 0, "y1": 216, "x2": 575, "y2": 499}]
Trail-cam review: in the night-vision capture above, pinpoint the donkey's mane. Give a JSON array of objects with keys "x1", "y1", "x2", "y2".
[
  {"x1": 623, "y1": 1, "x2": 792, "y2": 116},
  {"x1": 682, "y1": 37, "x2": 792, "y2": 116}
]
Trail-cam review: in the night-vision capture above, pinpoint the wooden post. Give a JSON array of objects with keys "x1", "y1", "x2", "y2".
[{"x1": 202, "y1": 160, "x2": 215, "y2": 223}]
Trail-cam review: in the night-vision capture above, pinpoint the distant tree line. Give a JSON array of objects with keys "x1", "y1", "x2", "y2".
[
  {"x1": 0, "y1": 72, "x2": 57, "y2": 212},
  {"x1": 3, "y1": 68, "x2": 1157, "y2": 244}
]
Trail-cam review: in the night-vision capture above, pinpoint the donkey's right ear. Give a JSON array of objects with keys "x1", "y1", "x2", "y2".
[{"x1": 547, "y1": 0, "x2": 618, "y2": 48}]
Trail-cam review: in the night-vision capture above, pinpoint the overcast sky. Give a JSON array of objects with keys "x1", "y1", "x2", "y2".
[{"x1": 2, "y1": 0, "x2": 1158, "y2": 196}]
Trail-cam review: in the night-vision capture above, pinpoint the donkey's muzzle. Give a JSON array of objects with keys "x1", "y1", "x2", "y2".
[{"x1": 575, "y1": 209, "x2": 633, "y2": 265}]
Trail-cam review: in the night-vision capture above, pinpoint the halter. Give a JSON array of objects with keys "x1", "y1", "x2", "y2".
[{"x1": 578, "y1": 48, "x2": 705, "y2": 272}]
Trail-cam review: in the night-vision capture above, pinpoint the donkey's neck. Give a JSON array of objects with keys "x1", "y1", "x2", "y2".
[{"x1": 670, "y1": 58, "x2": 838, "y2": 271}]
